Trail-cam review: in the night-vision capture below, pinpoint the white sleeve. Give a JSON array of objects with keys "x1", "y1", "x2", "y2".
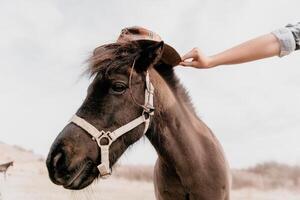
[{"x1": 272, "y1": 27, "x2": 296, "y2": 57}]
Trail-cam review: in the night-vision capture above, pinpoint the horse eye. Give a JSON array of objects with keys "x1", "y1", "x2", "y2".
[{"x1": 110, "y1": 82, "x2": 127, "y2": 94}]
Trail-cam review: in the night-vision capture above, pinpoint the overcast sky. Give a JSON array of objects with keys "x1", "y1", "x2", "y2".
[{"x1": 0, "y1": 0, "x2": 299, "y2": 168}]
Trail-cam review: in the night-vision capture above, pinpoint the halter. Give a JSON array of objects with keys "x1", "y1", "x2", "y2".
[{"x1": 70, "y1": 70, "x2": 154, "y2": 178}]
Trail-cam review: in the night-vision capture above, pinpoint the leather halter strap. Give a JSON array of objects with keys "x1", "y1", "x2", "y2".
[{"x1": 70, "y1": 71, "x2": 154, "y2": 178}]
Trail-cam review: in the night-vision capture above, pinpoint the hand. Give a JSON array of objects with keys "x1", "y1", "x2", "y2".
[{"x1": 180, "y1": 48, "x2": 214, "y2": 69}]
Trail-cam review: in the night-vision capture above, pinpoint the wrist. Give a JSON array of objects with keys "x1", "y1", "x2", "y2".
[{"x1": 206, "y1": 56, "x2": 217, "y2": 68}]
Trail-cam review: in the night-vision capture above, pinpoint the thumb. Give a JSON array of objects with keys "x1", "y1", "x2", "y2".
[{"x1": 181, "y1": 49, "x2": 197, "y2": 61}]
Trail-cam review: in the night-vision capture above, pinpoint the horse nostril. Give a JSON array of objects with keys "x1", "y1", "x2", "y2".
[{"x1": 53, "y1": 152, "x2": 63, "y2": 169}]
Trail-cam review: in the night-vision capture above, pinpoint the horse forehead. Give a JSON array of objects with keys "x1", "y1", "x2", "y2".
[{"x1": 92, "y1": 67, "x2": 129, "y2": 81}]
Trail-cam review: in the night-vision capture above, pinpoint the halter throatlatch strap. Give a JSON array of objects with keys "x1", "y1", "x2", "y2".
[{"x1": 70, "y1": 71, "x2": 154, "y2": 178}]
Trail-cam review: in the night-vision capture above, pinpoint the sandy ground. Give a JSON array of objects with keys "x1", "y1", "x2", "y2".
[
  {"x1": 0, "y1": 162, "x2": 299, "y2": 200},
  {"x1": 1, "y1": 162, "x2": 155, "y2": 200},
  {"x1": 0, "y1": 143, "x2": 299, "y2": 200}
]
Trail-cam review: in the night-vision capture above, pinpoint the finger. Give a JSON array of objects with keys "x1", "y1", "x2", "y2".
[
  {"x1": 180, "y1": 61, "x2": 199, "y2": 67},
  {"x1": 180, "y1": 61, "x2": 190, "y2": 66},
  {"x1": 181, "y1": 49, "x2": 197, "y2": 61}
]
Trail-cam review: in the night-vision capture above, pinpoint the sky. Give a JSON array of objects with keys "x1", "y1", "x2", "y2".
[{"x1": 0, "y1": 0, "x2": 299, "y2": 168}]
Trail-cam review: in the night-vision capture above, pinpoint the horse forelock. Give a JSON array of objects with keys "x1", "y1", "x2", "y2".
[{"x1": 87, "y1": 42, "x2": 140, "y2": 77}]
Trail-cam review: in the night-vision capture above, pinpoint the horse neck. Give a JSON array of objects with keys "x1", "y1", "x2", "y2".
[{"x1": 146, "y1": 68, "x2": 210, "y2": 173}]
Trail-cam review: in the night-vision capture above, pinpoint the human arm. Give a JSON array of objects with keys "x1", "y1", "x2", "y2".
[{"x1": 180, "y1": 22, "x2": 300, "y2": 69}]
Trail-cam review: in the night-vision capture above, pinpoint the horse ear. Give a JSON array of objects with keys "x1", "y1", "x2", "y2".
[{"x1": 135, "y1": 40, "x2": 164, "y2": 72}]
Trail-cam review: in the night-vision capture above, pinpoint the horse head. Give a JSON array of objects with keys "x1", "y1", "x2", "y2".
[{"x1": 46, "y1": 40, "x2": 164, "y2": 190}]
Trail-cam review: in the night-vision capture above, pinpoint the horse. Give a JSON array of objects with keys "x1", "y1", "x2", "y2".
[
  {"x1": 46, "y1": 40, "x2": 231, "y2": 200},
  {"x1": 0, "y1": 161, "x2": 13, "y2": 180}
]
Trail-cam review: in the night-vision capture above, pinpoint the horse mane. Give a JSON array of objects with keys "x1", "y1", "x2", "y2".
[
  {"x1": 154, "y1": 62, "x2": 196, "y2": 113},
  {"x1": 88, "y1": 42, "x2": 196, "y2": 113}
]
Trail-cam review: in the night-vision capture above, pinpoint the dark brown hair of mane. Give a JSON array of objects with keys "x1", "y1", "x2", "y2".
[{"x1": 87, "y1": 42, "x2": 140, "y2": 77}]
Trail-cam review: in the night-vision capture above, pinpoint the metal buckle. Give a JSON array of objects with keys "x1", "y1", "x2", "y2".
[
  {"x1": 94, "y1": 130, "x2": 113, "y2": 147},
  {"x1": 143, "y1": 107, "x2": 154, "y2": 120}
]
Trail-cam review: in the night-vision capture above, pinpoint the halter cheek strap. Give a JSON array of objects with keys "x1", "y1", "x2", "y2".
[{"x1": 70, "y1": 71, "x2": 154, "y2": 178}]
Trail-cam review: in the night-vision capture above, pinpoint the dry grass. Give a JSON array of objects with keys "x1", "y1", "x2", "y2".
[
  {"x1": 232, "y1": 162, "x2": 300, "y2": 190},
  {"x1": 113, "y1": 165, "x2": 153, "y2": 182},
  {"x1": 114, "y1": 162, "x2": 300, "y2": 191}
]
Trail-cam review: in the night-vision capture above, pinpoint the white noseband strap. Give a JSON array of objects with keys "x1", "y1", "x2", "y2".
[{"x1": 70, "y1": 71, "x2": 154, "y2": 178}]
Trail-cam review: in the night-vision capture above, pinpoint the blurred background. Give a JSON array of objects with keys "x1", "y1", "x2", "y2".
[{"x1": 0, "y1": 0, "x2": 299, "y2": 199}]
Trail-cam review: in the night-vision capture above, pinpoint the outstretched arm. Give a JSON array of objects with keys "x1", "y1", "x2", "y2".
[{"x1": 180, "y1": 23, "x2": 299, "y2": 69}]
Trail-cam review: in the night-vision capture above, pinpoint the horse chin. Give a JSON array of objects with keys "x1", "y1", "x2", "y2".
[{"x1": 63, "y1": 161, "x2": 98, "y2": 190}]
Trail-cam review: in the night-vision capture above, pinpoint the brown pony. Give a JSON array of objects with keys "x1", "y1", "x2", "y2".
[
  {"x1": 0, "y1": 161, "x2": 13, "y2": 180},
  {"x1": 46, "y1": 40, "x2": 231, "y2": 200}
]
